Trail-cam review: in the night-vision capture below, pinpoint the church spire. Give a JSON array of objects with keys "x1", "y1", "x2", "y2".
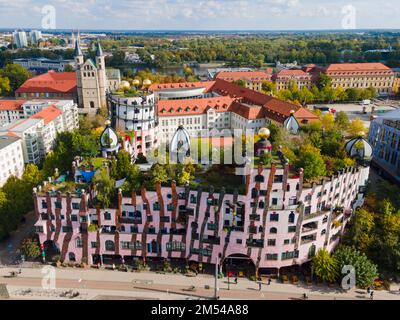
[
  {"x1": 96, "y1": 41, "x2": 104, "y2": 57},
  {"x1": 74, "y1": 39, "x2": 83, "y2": 57}
]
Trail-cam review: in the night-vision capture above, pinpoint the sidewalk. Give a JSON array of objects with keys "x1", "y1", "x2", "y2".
[{"x1": 1, "y1": 266, "x2": 399, "y2": 300}]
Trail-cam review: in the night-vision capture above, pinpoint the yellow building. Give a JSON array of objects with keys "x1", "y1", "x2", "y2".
[{"x1": 326, "y1": 63, "x2": 395, "y2": 96}]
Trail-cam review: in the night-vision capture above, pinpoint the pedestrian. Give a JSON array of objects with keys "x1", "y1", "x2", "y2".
[
  {"x1": 370, "y1": 291, "x2": 374, "y2": 300},
  {"x1": 268, "y1": 278, "x2": 271, "y2": 285},
  {"x1": 234, "y1": 277, "x2": 238, "y2": 284},
  {"x1": 258, "y1": 282, "x2": 262, "y2": 291},
  {"x1": 367, "y1": 287, "x2": 371, "y2": 294}
]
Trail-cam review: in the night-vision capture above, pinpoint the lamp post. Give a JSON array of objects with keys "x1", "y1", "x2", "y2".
[{"x1": 214, "y1": 255, "x2": 219, "y2": 300}]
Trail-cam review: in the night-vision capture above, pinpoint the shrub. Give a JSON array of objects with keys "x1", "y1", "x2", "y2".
[{"x1": 20, "y1": 238, "x2": 41, "y2": 258}]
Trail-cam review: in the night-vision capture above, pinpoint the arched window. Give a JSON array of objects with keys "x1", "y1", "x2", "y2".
[
  {"x1": 251, "y1": 188, "x2": 258, "y2": 198},
  {"x1": 288, "y1": 212, "x2": 295, "y2": 223},
  {"x1": 90, "y1": 101, "x2": 95, "y2": 108},
  {"x1": 68, "y1": 252, "x2": 76, "y2": 262},
  {"x1": 120, "y1": 225, "x2": 125, "y2": 232},
  {"x1": 105, "y1": 240, "x2": 115, "y2": 251},
  {"x1": 270, "y1": 227, "x2": 277, "y2": 234},
  {"x1": 321, "y1": 229, "x2": 326, "y2": 235}
]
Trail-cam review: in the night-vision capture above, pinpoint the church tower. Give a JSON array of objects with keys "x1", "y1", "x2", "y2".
[
  {"x1": 74, "y1": 39, "x2": 84, "y2": 110},
  {"x1": 74, "y1": 37, "x2": 107, "y2": 115},
  {"x1": 95, "y1": 42, "x2": 107, "y2": 109}
]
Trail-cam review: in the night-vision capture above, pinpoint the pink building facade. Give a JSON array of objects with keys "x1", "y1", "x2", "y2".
[{"x1": 33, "y1": 164, "x2": 369, "y2": 275}]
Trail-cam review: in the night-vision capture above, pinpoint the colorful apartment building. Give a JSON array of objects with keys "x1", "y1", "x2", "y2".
[{"x1": 33, "y1": 159, "x2": 369, "y2": 276}]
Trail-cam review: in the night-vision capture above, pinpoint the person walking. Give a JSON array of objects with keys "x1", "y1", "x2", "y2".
[
  {"x1": 258, "y1": 282, "x2": 262, "y2": 291},
  {"x1": 370, "y1": 290, "x2": 374, "y2": 300},
  {"x1": 234, "y1": 277, "x2": 238, "y2": 285},
  {"x1": 268, "y1": 278, "x2": 271, "y2": 285}
]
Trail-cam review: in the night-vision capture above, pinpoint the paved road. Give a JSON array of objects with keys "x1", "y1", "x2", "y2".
[
  {"x1": 0, "y1": 211, "x2": 36, "y2": 265},
  {"x1": 1, "y1": 267, "x2": 399, "y2": 300}
]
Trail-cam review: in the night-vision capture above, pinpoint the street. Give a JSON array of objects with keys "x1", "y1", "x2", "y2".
[{"x1": 0, "y1": 266, "x2": 399, "y2": 300}]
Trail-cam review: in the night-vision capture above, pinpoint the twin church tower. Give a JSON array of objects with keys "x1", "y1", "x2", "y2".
[{"x1": 74, "y1": 36, "x2": 107, "y2": 115}]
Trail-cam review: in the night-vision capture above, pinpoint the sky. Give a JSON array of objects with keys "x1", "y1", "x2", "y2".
[{"x1": 0, "y1": 0, "x2": 400, "y2": 30}]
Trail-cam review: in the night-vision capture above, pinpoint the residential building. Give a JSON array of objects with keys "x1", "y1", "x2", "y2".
[
  {"x1": 325, "y1": 63, "x2": 395, "y2": 96},
  {"x1": 368, "y1": 109, "x2": 400, "y2": 184},
  {"x1": 13, "y1": 58, "x2": 75, "y2": 74},
  {"x1": 33, "y1": 161, "x2": 369, "y2": 274},
  {"x1": 0, "y1": 134, "x2": 24, "y2": 186},
  {"x1": 29, "y1": 30, "x2": 42, "y2": 45},
  {"x1": 13, "y1": 30, "x2": 28, "y2": 48},
  {"x1": 0, "y1": 100, "x2": 26, "y2": 125},
  {"x1": 108, "y1": 93, "x2": 158, "y2": 158},
  {"x1": 0, "y1": 100, "x2": 78, "y2": 164}
]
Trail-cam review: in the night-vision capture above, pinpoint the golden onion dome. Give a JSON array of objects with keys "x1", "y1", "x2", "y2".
[
  {"x1": 258, "y1": 127, "x2": 271, "y2": 139},
  {"x1": 132, "y1": 79, "x2": 140, "y2": 86}
]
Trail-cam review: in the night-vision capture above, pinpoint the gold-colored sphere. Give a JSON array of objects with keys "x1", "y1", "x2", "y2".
[
  {"x1": 258, "y1": 127, "x2": 270, "y2": 139},
  {"x1": 290, "y1": 109, "x2": 295, "y2": 115},
  {"x1": 143, "y1": 79, "x2": 152, "y2": 86},
  {"x1": 132, "y1": 79, "x2": 140, "y2": 86},
  {"x1": 120, "y1": 80, "x2": 131, "y2": 90}
]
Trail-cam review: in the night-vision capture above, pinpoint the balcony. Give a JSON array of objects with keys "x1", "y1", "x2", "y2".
[
  {"x1": 101, "y1": 226, "x2": 116, "y2": 234},
  {"x1": 246, "y1": 239, "x2": 264, "y2": 248},
  {"x1": 301, "y1": 221, "x2": 318, "y2": 233},
  {"x1": 249, "y1": 214, "x2": 261, "y2": 221},
  {"x1": 119, "y1": 217, "x2": 142, "y2": 224},
  {"x1": 201, "y1": 236, "x2": 220, "y2": 245},
  {"x1": 301, "y1": 234, "x2": 317, "y2": 245}
]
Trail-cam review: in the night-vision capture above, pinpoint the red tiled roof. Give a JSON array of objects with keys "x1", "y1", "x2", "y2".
[
  {"x1": 0, "y1": 100, "x2": 26, "y2": 111},
  {"x1": 30, "y1": 105, "x2": 62, "y2": 124},
  {"x1": 149, "y1": 81, "x2": 215, "y2": 92},
  {"x1": 228, "y1": 102, "x2": 266, "y2": 120},
  {"x1": 16, "y1": 71, "x2": 77, "y2": 94},
  {"x1": 158, "y1": 96, "x2": 235, "y2": 117},
  {"x1": 326, "y1": 63, "x2": 394, "y2": 75},
  {"x1": 211, "y1": 79, "x2": 318, "y2": 123},
  {"x1": 215, "y1": 71, "x2": 271, "y2": 82},
  {"x1": 154, "y1": 79, "x2": 319, "y2": 124}
]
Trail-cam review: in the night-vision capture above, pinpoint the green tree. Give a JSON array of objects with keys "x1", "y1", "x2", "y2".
[
  {"x1": 316, "y1": 73, "x2": 332, "y2": 90},
  {"x1": 334, "y1": 111, "x2": 350, "y2": 131},
  {"x1": 333, "y1": 246, "x2": 377, "y2": 288},
  {"x1": 93, "y1": 168, "x2": 115, "y2": 208},
  {"x1": 296, "y1": 144, "x2": 326, "y2": 181},
  {"x1": 1, "y1": 63, "x2": 31, "y2": 93},
  {"x1": 64, "y1": 64, "x2": 74, "y2": 72},
  {"x1": 0, "y1": 74, "x2": 10, "y2": 96},
  {"x1": 20, "y1": 238, "x2": 41, "y2": 258},
  {"x1": 22, "y1": 164, "x2": 42, "y2": 188},
  {"x1": 116, "y1": 150, "x2": 132, "y2": 180},
  {"x1": 312, "y1": 248, "x2": 339, "y2": 283},
  {"x1": 261, "y1": 81, "x2": 276, "y2": 95},
  {"x1": 151, "y1": 164, "x2": 168, "y2": 185},
  {"x1": 347, "y1": 118, "x2": 366, "y2": 137}
]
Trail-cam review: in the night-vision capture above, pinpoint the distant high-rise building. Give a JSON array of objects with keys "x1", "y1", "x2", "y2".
[
  {"x1": 13, "y1": 30, "x2": 28, "y2": 48},
  {"x1": 29, "y1": 30, "x2": 42, "y2": 45}
]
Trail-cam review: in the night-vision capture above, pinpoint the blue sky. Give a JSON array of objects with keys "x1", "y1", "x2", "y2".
[{"x1": 0, "y1": 0, "x2": 400, "y2": 30}]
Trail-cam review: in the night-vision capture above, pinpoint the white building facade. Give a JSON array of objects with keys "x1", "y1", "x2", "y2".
[{"x1": 0, "y1": 135, "x2": 25, "y2": 186}]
